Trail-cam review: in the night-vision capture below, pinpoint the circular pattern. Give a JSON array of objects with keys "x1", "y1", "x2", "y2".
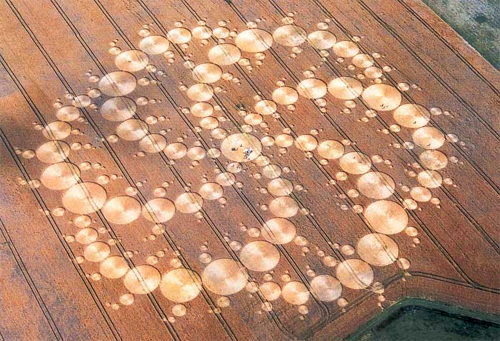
[
  {"x1": 116, "y1": 119, "x2": 149, "y2": 141},
  {"x1": 339, "y1": 152, "x2": 372, "y2": 174},
  {"x1": 269, "y1": 197, "x2": 299, "y2": 218},
  {"x1": 160, "y1": 269, "x2": 202, "y2": 303},
  {"x1": 308, "y1": 31, "x2": 336, "y2": 49},
  {"x1": 167, "y1": 28, "x2": 192, "y2": 44},
  {"x1": 333, "y1": 41, "x2": 360, "y2": 57},
  {"x1": 208, "y1": 44, "x2": 241, "y2": 65},
  {"x1": 364, "y1": 200, "x2": 408, "y2": 235},
  {"x1": 272, "y1": 87, "x2": 298, "y2": 105},
  {"x1": 310, "y1": 275, "x2": 342, "y2": 302},
  {"x1": 187, "y1": 83, "x2": 214, "y2": 102},
  {"x1": 102, "y1": 196, "x2": 142, "y2": 225},
  {"x1": 393, "y1": 104, "x2": 431, "y2": 128},
  {"x1": 199, "y1": 183, "x2": 224, "y2": 200},
  {"x1": 164, "y1": 143, "x2": 187, "y2": 159},
  {"x1": 142, "y1": 198, "x2": 175, "y2": 223},
  {"x1": 98, "y1": 72, "x2": 137, "y2": 96},
  {"x1": 412, "y1": 127, "x2": 445, "y2": 149},
  {"x1": 84, "y1": 242, "x2": 110, "y2": 262},
  {"x1": 62, "y1": 182, "x2": 107, "y2": 215},
  {"x1": 202, "y1": 259, "x2": 248, "y2": 296},
  {"x1": 357, "y1": 233, "x2": 399, "y2": 266},
  {"x1": 420, "y1": 150, "x2": 448, "y2": 170},
  {"x1": 56, "y1": 106, "x2": 80, "y2": 122},
  {"x1": 36, "y1": 141, "x2": 70, "y2": 164},
  {"x1": 261, "y1": 218, "x2": 296, "y2": 244},
  {"x1": 357, "y1": 172, "x2": 395, "y2": 199},
  {"x1": 362, "y1": 84, "x2": 402, "y2": 111},
  {"x1": 191, "y1": 102, "x2": 214, "y2": 117},
  {"x1": 100, "y1": 97, "x2": 136, "y2": 122},
  {"x1": 328, "y1": 77, "x2": 364, "y2": 100},
  {"x1": 240, "y1": 241, "x2": 280, "y2": 272},
  {"x1": 124, "y1": 265, "x2": 161, "y2": 295},
  {"x1": 100, "y1": 256, "x2": 130, "y2": 279},
  {"x1": 297, "y1": 78, "x2": 327, "y2": 99},
  {"x1": 175, "y1": 193, "x2": 203, "y2": 213},
  {"x1": 336, "y1": 259, "x2": 374, "y2": 289},
  {"x1": 43, "y1": 121, "x2": 71, "y2": 140},
  {"x1": 260, "y1": 282, "x2": 281, "y2": 301},
  {"x1": 317, "y1": 140, "x2": 344, "y2": 159},
  {"x1": 273, "y1": 25, "x2": 307, "y2": 47},
  {"x1": 235, "y1": 29, "x2": 273, "y2": 52},
  {"x1": 192, "y1": 63, "x2": 222, "y2": 83},
  {"x1": 139, "y1": 134, "x2": 167, "y2": 153},
  {"x1": 40, "y1": 162, "x2": 80, "y2": 190},
  {"x1": 115, "y1": 50, "x2": 149, "y2": 72},
  {"x1": 139, "y1": 35, "x2": 169, "y2": 55},
  {"x1": 221, "y1": 133, "x2": 262, "y2": 162},
  {"x1": 282, "y1": 281, "x2": 309, "y2": 305}
]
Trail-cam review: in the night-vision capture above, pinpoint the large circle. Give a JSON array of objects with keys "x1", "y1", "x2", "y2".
[
  {"x1": 308, "y1": 31, "x2": 336, "y2": 49},
  {"x1": 273, "y1": 25, "x2": 307, "y2": 47},
  {"x1": 102, "y1": 196, "x2": 142, "y2": 225},
  {"x1": 142, "y1": 198, "x2": 175, "y2": 223},
  {"x1": 160, "y1": 269, "x2": 202, "y2": 303},
  {"x1": 297, "y1": 78, "x2": 327, "y2": 99},
  {"x1": 98, "y1": 72, "x2": 137, "y2": 96},
  {"x1": 115, "y1": 50, "x2": 149, "y2": 72},
  {"x1": 235, "y1": 29, "x2": 273, "y2": 52},
  {"x1": 187, "y1": 83, "x2": 213, "y2": 102},
  {"x1": 336, "y1": 259, "x2": 374, "y2": 289},
  {"x1": 357, "y1": 172, "x2": 395, "y2": 200},
  {"x1": 100, "y1": 256, "x2": 130, "y2": 279},
  {"x1": 393, "y1": 104, "x2": 430, "y2": 128},
  {"x1": 36, "y1": 141, "x2": 70, "y2": 163},
  {"x1": 100, "y1": 97, "x2": 136, "y2": 122},
  {"x1": 192, "y1": 63, "x2": 222, "y2": 83},
  {"x1": 202, "y1": 259, "x2": 248, "y2": 296},
  {"x1": 269, "y1": 197, "x2": 299, "y2": 218},
  {"x1": 362, "y1": 84, "x2": 402, "y2": 111},
  {"x1": 240, "y1": 241, "x2": 280, "y2": 272},
  {"x1": 364, "y1": 200, "x2": 408, "y2": 235},
  {"x1": 310, "y1": 275, "x2": 342, "y2": 302},
  {"x1": 333, "y1": 41, "x2": 359, "y2": 57},
  {"x1": 339, "y1": 152, "x2": 372, "y2": 174},
  {"x1": 139, "y1": 35, "x2": 169, "y2": 55},
  {"x1": 116, "y1": 119, "x2": 149, "y2": 141},
  {"x1": 357, "y1": 233, "x2": 399, "y2": 266},
  {"x1": 124, "y1": 265, "x2": 161, "y2": 295},
  {"x1": 261, "y1": 218, "x2": 296, "y2": 244},
  {"x1": 208, "y1": 44, "x2": 241, "y2": 65},
  {"x1": 412, "y1": 127, "x2": 445, "y2": 149},
  {"x1": 62, "y1": 182, "x2": 107, "y2": 214},
  {"x1": 328, "y1": 77, "x2": 364, "y2": 100},
  {"x1": 40, "y1": 162, "x2": 80, "y2": 190},
  {"x1": 221, "y1": 133, "x2": 262, "y2": 162},
  {"x1": 84, "y1": 242, "x2": 110, "y2": 262},
  {"x1": 272, "y1": 87, "x2": 298, "y2": 105},
  {"x1": 42, "y1": 121, "x2": 71, "y2": 140},
  {"x1": 420, "y1": 150, "x2": 448, "y2": 170},
  {"x1": 175, "y1": 193, "x2": 203, "y2": 214},
  {"x1": 317, "y1": 140, "x2": 344, "y2": 159},
  {"x1": 282, "y1": 281, "x2": 309, "y2": 305}
]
